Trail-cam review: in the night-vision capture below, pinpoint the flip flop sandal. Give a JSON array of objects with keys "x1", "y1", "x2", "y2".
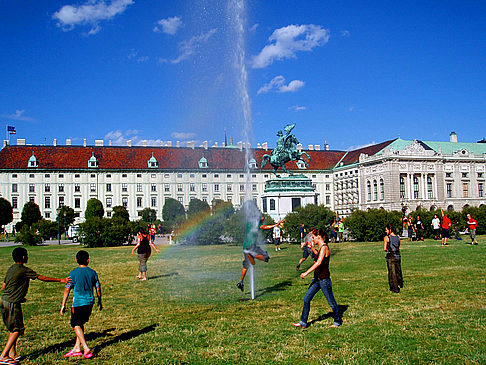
[
  {"x1": 83, "y1": 352, "x2": 94, "y2": 359},
  {"x1": 0, "y1": 358, "x2": 18, "y2": 365},
  {"x1": 63, "y1": 350, "x2": 83, "y2": 357}
]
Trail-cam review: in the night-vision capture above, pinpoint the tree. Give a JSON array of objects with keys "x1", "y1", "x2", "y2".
[
  {"x1": 21, "y1": 201, "x2": 42, "y2": 227},
  {"x1": 80, "y1": 217, "x2": 106, "y2": 247},
  {"x1": 85, "y1": 198, "x2": 104, "y2": 219},
  {"x1": 56, "y1": 205, "x2": 75, "y2": 232},
  {"x1": 345, "y1": 209, "x2": 402, "y2": 242},
  {"x1": 187, "y1": 198, "x2": 210, "y2": 218},
  {"x1": 33, "y1": 219, "x2": 58, "y2": 240},
  {"x1": 0, "y1": 197, "x2": 13, "y2": 229},
  {"x1": 14, "y1": 225, "x2": 42, "y2": 246},
  {"x1": 284, "y1": 204, "x2": 335, "y2": 242},
  {"x1": 212, "y1": 199, "x2": 234, "y2": 219},
  {"x1": 162, "y1": 198, "x2": 186, "y2": 225},
  {"x1": 112, "y1": 205, "x2": 130, "y2": 222},
  {"x1": 139, "y1": 207, "x2": 157, "y2": 223}
]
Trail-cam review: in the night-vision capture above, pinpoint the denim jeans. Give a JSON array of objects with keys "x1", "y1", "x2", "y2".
[{"x1": 299, "y1": 278, "x2": 341, "y2": 327}]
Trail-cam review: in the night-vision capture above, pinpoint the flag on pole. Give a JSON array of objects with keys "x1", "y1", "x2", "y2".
[{"x1": 7, "y1": 126, "x2": 16, "y2": 135}]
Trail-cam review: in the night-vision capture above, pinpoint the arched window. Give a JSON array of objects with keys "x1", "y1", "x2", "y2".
[
  {"x1": 399, "y1": 175, "x2": 405, "y2": 199},
  {"x1": 413, "y1": 176, "x2": 419, "y2": 199},
  {"x1": 367, "y1": 181, "x2": 371, "y2": 201},
  {"x1": 427, "y1": 176, "x2": 433, "y2": 199},
  {"x1": 373, "y1": 180, "x2": 378, "y2": 201},
  {"x1": 380, "y1": 179, "x2": 384, "y2": 201}
]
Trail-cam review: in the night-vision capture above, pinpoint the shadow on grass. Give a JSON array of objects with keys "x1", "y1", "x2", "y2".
[
  {"x1": 306, "y1": 305, "x2": 349, "y2": 327},
  {"x1": 27, "y1": 324, "x2": 158, "y2": 360},
  {"x1": 255, "y1": 279, "x2": 293, "y2": 298},
  {"x1": 147, "y1": 272, "x2": 179, "y2": 280}
]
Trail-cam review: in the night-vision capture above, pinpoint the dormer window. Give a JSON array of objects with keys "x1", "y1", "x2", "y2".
[
  {"x1": 296, "y1": 161, "x2": 307, "y2": 169},
  {"x1": 88, "y1": 152, "x2": 98, "y2": 168},
  {"x1": 198, "y1": 156, "x2": 208, "y2": 168},
  {"x1": 248, "y1": 158, "x2": 257, "y2": 169},
  {"x1": 147, "y1": 153, "x2": 158, "y2": 168},
  {"x1": 28, "y1": 152, "x2": 38, "y2": 168}
]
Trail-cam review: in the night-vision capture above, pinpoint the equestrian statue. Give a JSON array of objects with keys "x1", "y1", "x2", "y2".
[{"x1": 261, "y1": 123, "x2": 310, "y2": 177}]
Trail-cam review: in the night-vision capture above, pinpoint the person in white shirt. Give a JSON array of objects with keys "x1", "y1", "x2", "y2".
[
  {"x1": 431, "y1": 215, "x2": 441, "y2": 240},
  {"x1": 273, "y1": 224, "x2": 282, "y2": 251}
]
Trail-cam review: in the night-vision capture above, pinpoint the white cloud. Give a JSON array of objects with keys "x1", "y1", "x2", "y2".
[
  {"x1": 251, "y1": 24, "x2": 330, "y2": 68},
  {"x1": 257, "y1": 75, "x2": 305, "y2": 95},
  {"x1": 340, "y1": 30, "x2": 351, "y2": 37},
  {"x1": 52, "y1": 0, "x2": 134, "y2": 35},
  {"x1": 171, "y1": 132, "x2": 196, "y2": 140},
  {"x1": 171, "y1": 28, "x2": 217, "y2": 64},
  {"x1": 153, "y1": 16, "x2": 182, "y2": 35},
  {"x1": 290, "y1": 105, "x2": 307, "y2": 111},
  {"x1": 1, "y1": 110, "x2": 37, "y2": 122},
  {"x1": 249, "y1": 23, "x2": 259, "y2": 33},
  {"x1": 347, "y1": 141, "x2": 376, "y2": 151},
  {"x1": 104, "y1": 129, "x2": 163, "y2": 146},
  {"x1": 348, "y1": 106, "x2": 355, "y2": 112}
]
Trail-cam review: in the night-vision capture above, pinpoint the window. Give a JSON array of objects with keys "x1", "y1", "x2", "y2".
[
  {"x1": 326, "y1": 195, "x2": 330, "y2": 205},
  {"x1": 11, "y1": 183, "x2": 17, "y2": 193},
  {"x1": 445, "y1": 172, "x2": 452, "y2": 178},
  {"x1": 151, "y1": 184, "x2": 157, "y2": 192},
  {"x1": 90, "y1": 174, "x2": 95, "y2": 178},
  {"x1": 59, "y1": 196, "x2": 64, "y2": 206},
  {"x1": 373, "y1": 180, "x2": 378, "y2": 201},
  {"x1": 29, "y1": 197, "x2": 35, "y2": 203},
  {"x1": 75, "y1": 184, "x2": 80, "y2": 192},
  {"x1": 164, "y1": 184, "x2": 170, "y2": 192},
  {"x1": 59, "y1": 174, "x2": 64, "y2": 178},
  {"x1": 45, "y1": 174, "x2": 50, "y2": 178},
  {"x1": 45, "y1": 212, "x2": 50, "y2": 218},
  {"x1": 227, "y1": 184, "x2": 232, "y2": 192},
  {"x1": 270, "y1": 199, "x2": 275, "y2": 211},
  {"x1": 177, "y1": 196, "x2": 183, "y2": 204},
  {"x1": 151, "y1": 197, "x2": 157, "y2": 207},
  {"x1": 227, "y1": 174, "x2": 232, "y2": 178},
  {"x1": 137, "y1": 183, "x2": 143, "y2": 192},
  {"x1": 413, "y1": 176, "x2": 419, "y2": 199},
  {"x1": 252, "y1": 184, "x2": 257, "y2": 192},
  {"x1": 137, "y1": 174, "x2": 142, "y2": 178},
  {"x1": 462, "y1": 172, "x2": 469, "y2": 178},
  {"x1": 151, "y1": 174, "x2": 156, "y2": 178},
  {"x1": 45, "y1": 197, "x2": 50, "y2": 209},
  {"x1": 177, "y1": 173, "x2": 183, "y2": 178},
  {"x1": 106, "y1": 198, "x2": 112, "y2": 208},
  {"x1": 427, "y1": 176, "x2": 433, "y2": 199},
  {"x1": 478, "y1": 172, "x2": 484, "y2": 178},
  {"x1": 202, "y1": 184, "x2": 207, "y2": 192},
  {"x1": 106, "y1": 183, "x2": 112, "y2": 192},
  {"x1": 202, "y1": 196, "x2": 208, "y2": 202},
  {"x1": 239, "y1": 174, "x2": 244, "y2": 178},
  {"x1": 122, "y1": 197, "x2": 128, "y2": 208},
  {"x1": 462, "y1": 182, "x2": 469, "y2": 198},
  {"x1": 137, "y1": 197, "x2": 143, "y2": 208},
  {"x1": 12, "y1": 197, "x2": 17, "y2": 209},
  {"x1": 59, "y1": 184, "x2": 64, "y2": 193},
  {"x1": 214, "y1": 174, "x2": 219, "y2": 178},
  {"x1": 29, "y1": 174, "x2": 34, "y2": 178},
  {"x1": 190, "y1": 174, "x2": 195, "y2": 178},
  {"x1": 164, "y1": 174, "x2": 170, "y2": 178},
  {"x1": 479, "y1": 183, "x2": 484, "y2": 197},
  {"x1": 107, "y1": 174, "x2": 112, "y2": 178},
  {"x1": 400, "y1": 176, "x2": 405, "y2": 199},
  {"x1": 75, "y1": 198, "x2": 81, "y2": 209},
  {"x1": 190, "y1": 183, "x2": 195, "y2": 192},
  {"x1": 240, "y1": 184, "x2": 244, "y2": 192},
  {"x1": 252, "y1": 174, "x2": 256, "y2": 178},
  {"x1": 446, "y1": 183, "x2": 452, "y2": 198},
  {"x1": 214, "y1": 184, "x2": 219, "y2": 192},
  {"x1": 90, "y1": 183, "x2": 96, "y2": 193},
  {"x1": 367, "y1": 181, "x2": 371, "y2": 201},
  {"x1": 326, "y1": 184, "x2": 330, "y2": 191},
  {"x1": 12, "y1": 174, "x2": 17, "y2": 178},
  {"x1": 107, "y1": 212, "x2": 112, "y2": 218},
  {"x1": 45, "y1": 184, "x2": 50, "y2": 192},
  {"x1": 202, "y1": 174, "x2": 207, "y2": 178},
  {"x1": 75, "y1": 174, "x2": 80, "y2": 178},
  {"x1": 380, "y1": 179, "x2": 384, "y2": 201},
  {"x1": 122, "y1": 174, "x2": 127, "y2": 178},
  {"x1": 122, "y1": 183, "x2": 128, "y2": 192},
  {"x1": 177, "y1": 183, "x2": 183, "y2": 192},
  {"x1": 29, "y1": 184, "x2": 35, "y2": 193}
]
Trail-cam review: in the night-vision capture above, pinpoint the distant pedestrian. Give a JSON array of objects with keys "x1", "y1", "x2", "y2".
[
  {"x1": 431, "y1": 214, "x2": 441, "y2": 240},
  {"x1": 273, "y1": 224, "x2": 281, "y2": 251},
  {"x1": 296, "y1": 233, "x2": 316, "y2": 270},
  {"x1": 299, "y1": 223, "x2": 306, "y2": 243},
  {"x1": 337, "y1": 219, "x2": 345, "y2": 243},
  {"x1": 149, "y1": 224, "x2": 156, "y2": 243},
  {"x1": 292, "y1": 228, "x2": 342, "y2": 329},
  {"x1": 407, "y1": 216, "x2": 414, "y2": 242},
  {"x1": 415, "y1": 215, "x2": 424, "y2": 241},
  {"x1": 3, "y1": 231, "x2": 7, "y2": 242},
  {"x1": 60, "y1": 250, "x2": 102, "y2": 359},
  {"x1": 1, "y1": 247, "x2": 70, "y2": 364},
  {"x1": 441, "y1": 208, "x2": 452, "y2": 246},
  {"x1": 383, "y1": 224, "x2": 403, "y2": 293},
  {"x1": 131, "y1": 228, "x2": 160, "y2": 281},
  {"x1": 466, "y1": 214, "x2": 478, "y2": 245}
]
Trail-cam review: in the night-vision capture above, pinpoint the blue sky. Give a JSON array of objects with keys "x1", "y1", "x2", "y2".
[{"x1": 1, "y1": 0, "x2": 485, "y2": 151}]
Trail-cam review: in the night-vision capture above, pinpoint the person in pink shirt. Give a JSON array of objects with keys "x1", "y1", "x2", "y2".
[
  {"x1": 466, "y1": 214, "x2": 478, "y2": 245},
  {"x1": 440, "y1": 208, "x2": 452, "y2": 246}
]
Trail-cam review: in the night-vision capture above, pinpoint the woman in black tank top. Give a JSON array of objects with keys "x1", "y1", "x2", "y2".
[
  {"x1": 384, "y1": 224, "x2": 403, "y2": 293},
  {"x1": 292, "y1": 228, "x2": 342, "y2": 328},
  {"x1": 131, "y1": 228, "x2": 160, "y2": 281}
]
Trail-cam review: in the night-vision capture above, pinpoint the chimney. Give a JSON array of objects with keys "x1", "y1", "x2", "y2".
[
  {"x1": 237, "y1": 141, "x2": 243, "y2": 151},
  {"x1": 66, "y1": 138, "x2": 72, "y2": 146},
  {"x1": 160, "y1": 141, "x2": 164, "y2": 147},
  {"x1": 108, "y1": 140, "x2": 112, "y2": 146},
  {"x1": 53, "y1": 138, "x2": 57, "y2": 146},
  {"x1": 3, "y1": 140, "x2": 8, "y2": 148},
  {"x1": 202, "y1": 141, "x2": 208, "y2": 150},
  {"x1": 166, "y1": 141, "x2": 172, "y2": 147},
  {"x1": 314, "y1": 144, "x2": 321, "y2": 151},
  {"x1": 176, "y1": 141, "x2": 180, "y2": 147},
  {"x1": 141, "y1": 140, "x2": 147, "y2": 147},
  {"x1": 17, "y1": 139, "x2": 26, "y2": 146},
  {"x1": 324, "y1": 140, "x2": 329, "y2": 151},
  {"x1": 297, "y1": 143, "x2": 303, "y2": 151},
  {"x1": 450, "y1": 132, "x2": 457, "y2": 143},
  {"x1": 213, "y1": 142, "x2": 218, "y2": 147},
  {"x1": 95, "y1": 139, "x2": 104, "y2": 147},
  {"x1": 257, "y1": 143, "x2": 261, "y2": 149},
  {"x1": 187, "y1": 141, "x2": 195, "y2": 149},
  {"x1": 262, "y1": 142, "x2": 268, "y2": 151},
  {"x1": 83, "y1": 138, "x2": 87, "y2": 147},
  {"x1": 308, "y1": 145, "x2": 314, "y2": 150},
  {"x1": 126, "y1": 140, "x2": 132, "y2": 147}
]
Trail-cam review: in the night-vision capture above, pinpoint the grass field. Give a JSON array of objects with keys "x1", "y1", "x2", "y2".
[{"x1": 0, "y1": 237, "x2": 484, "y2": 364}]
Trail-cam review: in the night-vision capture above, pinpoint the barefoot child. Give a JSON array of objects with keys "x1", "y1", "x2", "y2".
[
  {"x1": 60, "y1": 250, "x2": 102, "y2": 359},
  {"x1": 1, "y1": 247, "x2": 70, "y2": 364}
]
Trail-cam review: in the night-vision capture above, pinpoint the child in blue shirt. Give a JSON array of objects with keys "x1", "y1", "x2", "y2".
[{"x1": 60, "y1": 250, "x2": 102, "y2": 359}]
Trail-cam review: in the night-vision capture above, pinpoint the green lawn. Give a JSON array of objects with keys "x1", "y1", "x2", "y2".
[{"x1": 0, "y1": 238, "x2": 484, "y2": 364}]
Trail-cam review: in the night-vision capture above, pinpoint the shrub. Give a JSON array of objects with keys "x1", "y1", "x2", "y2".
[
  {"x1": 14, "y1": 225, "x2": 43, "y2": 246},
  {"x1": 345, "y1": 209, "x2": 402, "y2": 242},
  {"x1": 283, "y1": 204, "x2": 335, "y2": 242}
]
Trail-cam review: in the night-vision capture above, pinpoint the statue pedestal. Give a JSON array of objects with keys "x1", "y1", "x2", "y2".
[{"x1": 261, "y1": 175, "x2": 318, "y2": 221}]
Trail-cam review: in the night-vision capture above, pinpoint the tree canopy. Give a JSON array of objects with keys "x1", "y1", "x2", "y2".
[
  {"x1": 112, "y1": 205, "x2": 130, "y2": 222},
  {"x1": 162, "y1": 198, "x2": 185, "y2": 224},
  {"x1": 139, "y1": 207, "x2": 157, "y2": 223},
  {"x1": 0, "y1": 197, "x2": 13, "y2": 228},
  {"x1": 21, "y1": 201, "x2": 42, "y2": 227},
  {"x1": 85, "y1": 198, "x2": 104, "y2": 219}
]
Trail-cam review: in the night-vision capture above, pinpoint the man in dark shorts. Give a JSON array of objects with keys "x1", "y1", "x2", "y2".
[
  {"x1": 1, "y1": 247, "x2": 69, "y2": 364},
  {"x1": 296, "y1": 232, "x2": 316, "y2": 270},
  {"x1": 441, "y1": 208, "x2": 452, "y2": 246},
  {"x1": 60, "y1": 250, "x2": 102, "y2": 359}
]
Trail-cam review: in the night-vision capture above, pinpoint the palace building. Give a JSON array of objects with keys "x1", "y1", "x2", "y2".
[{"x1": 0, "y1": 132, "x2": 484, "y2": 230}]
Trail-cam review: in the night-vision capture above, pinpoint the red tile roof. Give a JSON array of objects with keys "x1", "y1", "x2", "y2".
[
  {"x1": 0, "y1": 145, "x2": 346, "y2": 171},
  {"x1": 339, "y1": 139, "x2": 396, "y2": 166}
]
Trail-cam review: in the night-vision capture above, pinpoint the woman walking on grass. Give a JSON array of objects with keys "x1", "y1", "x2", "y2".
[
  {"x1": 384, "y1": 224, "x2": 403, "y2": 293},
  {"x1": 292, "y1": 228, "x2": 342, "y2": 329},
  {"x1": 131, "y1": 228, "x2": 159, "y2": 281}
]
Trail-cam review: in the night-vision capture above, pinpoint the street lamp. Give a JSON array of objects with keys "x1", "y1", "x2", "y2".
[{"x1": 56, "y1": 207, "x2": 61, "y2": 245}]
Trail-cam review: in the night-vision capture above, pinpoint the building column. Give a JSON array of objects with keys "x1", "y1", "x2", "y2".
[
  {"x1": 408, "y1": 174, "x2": 413, "y2": 200},
  {"x1": 422, "y1": 173, "x2": 426, "y2": 200}
]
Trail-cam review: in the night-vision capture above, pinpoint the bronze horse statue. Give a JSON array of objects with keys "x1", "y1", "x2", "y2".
[{"x1": 261, "y1": 124, "x2": 310, "y2": 177}]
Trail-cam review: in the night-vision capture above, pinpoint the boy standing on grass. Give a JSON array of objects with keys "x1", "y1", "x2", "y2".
[
  {"x1": 60, "y1": 250, "x2": 102, "y2": 359},
  {"x1": 1, "y1": 247, "x2": 70, "y2": 365}
]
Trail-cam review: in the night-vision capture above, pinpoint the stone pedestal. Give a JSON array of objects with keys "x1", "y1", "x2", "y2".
[{"x1": 261, "y1": 175, "x2": 318, "y2": 221}]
